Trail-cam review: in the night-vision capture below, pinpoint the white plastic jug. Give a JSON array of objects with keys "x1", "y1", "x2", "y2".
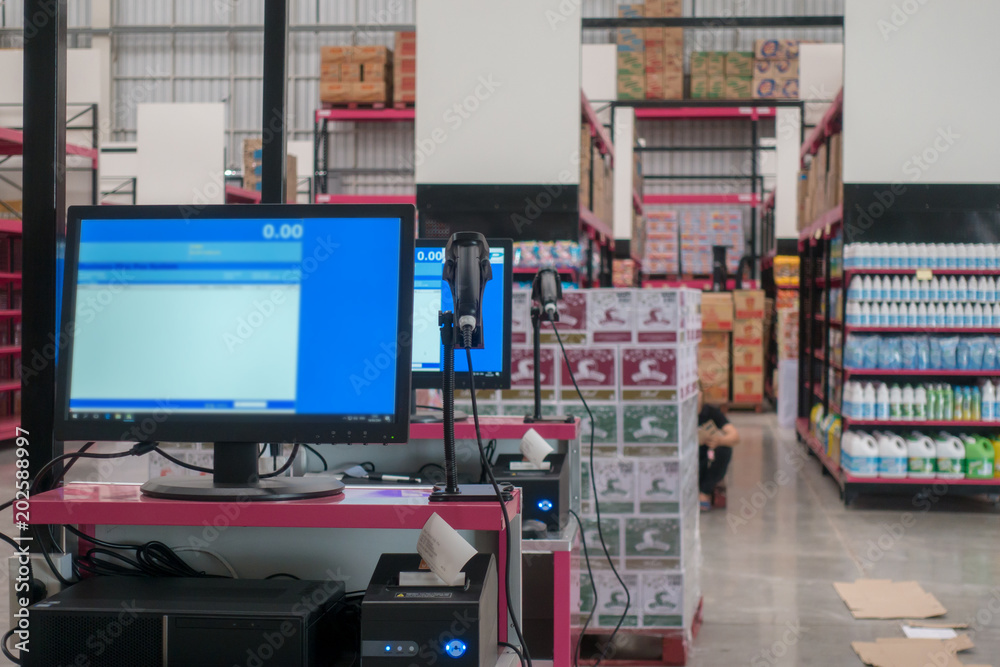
[
  {"x1": 851, "y1": 432, "x2": 880, "y2": 478},
  {"x1": 907, "y1": 433, "x2": 936, "y2": 478},
  {"x1": 878, "y1": 433, "x2": 908, "y2": 479},
  {"x1": 839, "y1": 431, "x2": 853, "y2": 472},
  {"x1": 935, "y1": 433, "x2": 966, "y2": 479}
]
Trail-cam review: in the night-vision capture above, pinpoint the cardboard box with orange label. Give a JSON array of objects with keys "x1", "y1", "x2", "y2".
[
  {"x1": 701, "y1": 293, "x2": 733, "y2": 332},
  {"x1": 732, "y1": 344, "x2": 763, "y2": 374},
  {"x1": 732, "y1": 373, "x2": 763, "y2": 403},
  {"x1": 732, "y1": 319, "x2": 763, "y2": 346},
  {"x1": 733, "y1": 290, "x2": 765, "y2": 320}
]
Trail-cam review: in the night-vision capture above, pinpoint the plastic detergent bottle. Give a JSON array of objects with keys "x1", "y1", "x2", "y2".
[
  {"x1": 874, "y1": 383, "x2": 888, "y2": 421},
  {"x1": 942, "y1": 384, "x2": 954, "y2": 421},
  {"x1": 901, "y1": 276, "x2": 913, "y2": 301},
  {"x1": 947, "y1": 276, "x2": 958, "y2": 301},
  {"x1": 971, "y1": 386, "x2": 982, "y2": 422},
  {"x1": 929, "y1": 276, "x2": 940, "y2": 301},
  {"x1": 973, "y1": 303, "x2": 984, "y2": 328},
  {"x1": 926, "y1": 385, "x2": 939, "y2": 421},
  {"x1": 878, "y1": 302, "x2": 890, "y2": 327},
  {"x1": 957, "y1": 244, "x2": 970, "y2": 269},
  {"x1": 963, "y1": 435, "x2": 995, "y2": 479},
  {"x1": 878, "y1": 433, "x2": 908, "y2": 479},
  {"x1": 946, "y1": 245, "x2": 959, "y2": 269},
  {"x1": 993, "y1": 438, "x2": 1000, "y2": 478},
  {"x1": 889, "y1": 384, "x2": 902, "y2": 421},
  {"x1": 986, "y1": 276, "x2": 997, "y2": 303},
  {"x1": 889, "y1": 303, "x2": 901, "y2": 327},
  {"x1": 872, "y1": 275, "x2": 884, "y2": 300},
  {"x1": 890, "y1": 276, "x2": 902, "y2": 301},
  {"x1": 988, "y1": 244, "x2": 998, "y2": 270},
  {"x1": 854, "y1": 432, "x2": 880, "y2": 478},
  {"x1": 916, "y1": 278, "x2": 928, "y2": 301},
  {"x1": 840, "y1": 431, "x2": 853, "y2": 472},
  {"x1": 861, "y1": 275, "x2": 873, "y2": 300},
  {"x1": 907, "y1": 303, "x2": 918, "y2": 327},
  {"x1": 957, "y1": 276, "x2": 969, "y2": 302},
  {"x1": 964, "y1": 303, "x2": 975, "y2": 327},
  {"x1": 983, "y1": 380, "x2": 996, "y2": 421},
  {"x1": 907, "y1": 433, "x2": 936, "y2": 478},
  {"x1": 860, "y1": 302, "x2": 872, "y2": 327},
  {"x1": 901, "y1": 385, "x2": 915, "y2": 421},
  {"x1": 917, "y1": 302, "x2": 929, "y2": 327},
  {"x1": 935, "y1": 433, "x2": 966, "y2": 479},
  {"x1": 848, "y1": 276, "x2": 862, "y2": 302},
  {"x1": 994, "y1": 303, "x2": 1000, "y2": 327},
  {"x1": 914, "y1": 385, "x2": 927, "y2": 421},
  {"x1": 971, "y1": 276, "x2": 983, "y2": 302},
  {"x1": 945, "y1": 303, "x2": 957, "y2": 328}
]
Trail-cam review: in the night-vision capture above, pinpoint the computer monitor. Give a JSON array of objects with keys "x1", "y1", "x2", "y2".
[
  {"x1": 55, "y1": 204, "x2": 415, "y2": 501},
  {"x1": 410, "y1": 238, "x2": 512, "y2": 391}
]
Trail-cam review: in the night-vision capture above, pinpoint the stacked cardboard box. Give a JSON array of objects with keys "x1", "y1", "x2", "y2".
[
  {"x1": 580, "y1": 123, "x2": 592, "y2": 211},
  {"x1": 0, "y1": 199, "x2": 20, "y2": 220},
  {"x1": 642, "y1": 0, "x2": 683, "y2": 100},
  {"x1": 798, "y1": 131, "x2": 842, "y2": 230},
  {"x1": 699, "y1": 292, "x2": 732, "y2": 405},
  {"x1": 776, "y1": 289, "x2": 799, "y2": 361},
  {"x1": 641, "y1": 210, "x2": 679, "y2": 275},
  {"x1": 690, "y1": 51, "x2": 752, "y2": 100},
  {"x1": 393, "y1": 32, "x2": 415, "y2": 105},
  {"x1": 752, "y1": 39, "x2": 800, "y2": 100},
  {"x1": 590, "y1": 151, "x2": 614, "y2": 226},
  {"x1": 242, "y1": 138, "x2": 298, "y2": 202},
  {"x1": 319, "y1": 45, "x2": 393, "y2": 105},
  {"x1": 458, "y1": 288, "x2": 702, "y2": 637},
  {"x1": 731, "y1": 290, "x2": 765, "y2": 405},
  {"x1": 679, "y1": 208, "x2": 743, "y2": 275},
  {"x1": 616, "y1": 5, "x2": 646, "y2": 100}
]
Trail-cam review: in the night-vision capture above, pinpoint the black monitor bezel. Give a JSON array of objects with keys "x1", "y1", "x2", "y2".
[
  {"x1": 54, "y1": 203, "x2": 416, "y2": 445},
  {"x1": 410, "y1": 238, "x2": 513, "y2": 391}
]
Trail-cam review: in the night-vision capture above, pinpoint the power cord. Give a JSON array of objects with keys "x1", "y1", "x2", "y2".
[
  {"x1": 156, "y1": 443, "x2": 301, "y2": 478},
  {"x1": 553, "y1": 325, "x2": 630, "y2": 666},
  {"x1": 302, "y1": 444, "x2": 328, "y2": 471},
  {"x1": 2, "y1": 627, "x2": 21, "y2": 665},
  {"x1": 568, "y1": 509, "x2": 598, "y2": 667},
  {"x1": 464, "y1": 332, "x2": 531, "y2": 667}
]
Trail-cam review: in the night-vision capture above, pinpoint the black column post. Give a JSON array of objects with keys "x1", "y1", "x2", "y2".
[
  {"x1": 22, "y1": 0, "x2": 66, "y2": 490},
  {"x1": 261, "y1": 0, "x2": 289, "y2": 205}
]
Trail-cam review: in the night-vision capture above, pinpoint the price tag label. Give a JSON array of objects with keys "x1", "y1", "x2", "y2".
[{"x1": 916, "y1": 269, "x2": 933, "y2": 281}]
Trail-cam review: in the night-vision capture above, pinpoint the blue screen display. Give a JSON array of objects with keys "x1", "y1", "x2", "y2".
[
  {"x1": 412, "y1": 244, "x2": 506, "y2": 379},
  {"x1": 66, "y1": 217, "x2": 403, "y2": 420}
]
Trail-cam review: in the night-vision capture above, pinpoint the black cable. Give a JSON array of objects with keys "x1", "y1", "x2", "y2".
[
  {"x1": 260, "y1": 443, "x2": 300, "y2": 478},
  {"x1": 153, "y1": 447, "x2": 214, "y2": 474},
  {"x1": 302, "y1": 444, "x2": 328, "y2": 471},
  {"x1": 360, "y1": 461, "x2": 375, "y2": 473},
  {"x1": 464, "y1": 339, "x2": 531, "y2": 667},
  {"x1": 415, "y1": 404, "x2": 444, "y2": 412},
  {"x1": 265, "y1": 573, "x2": 300, "y2": 580},
  {"x1": 553, "y1": 325, "x2": 629, "y2": 666},
  {"x1": 498, "y1": 641, "x2": 525, "y2": 666},
  {"x1": 2, "y1": 628, "x2": 22, "y2": 665},
  {"x1": 568, "y1": 509, "x2": 598, "y2": 667},
  {"x1": 64, "y1": 525, "x2": 227, "y2": 579},
  {"x1": 0, "y1": 532, "x2": 19, "y2": 550}
]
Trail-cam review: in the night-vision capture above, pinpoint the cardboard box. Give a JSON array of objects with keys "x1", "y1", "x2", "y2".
[
  {"x1": 699, "y1": 331, "x2": 729, "y2": 351},
  {"x1": 592, "y1": 459, "x2": 635, "y2": 513},
  {"x1": 587, "y1": 289, "x2": 635, "y2": 343},
  {"x1": 319, "y1": 81, "x2": 350, "y2": 104},
  {"x1": 753, "y1": 74, "x2": 798, "y2": 99},
  {"x1": 724, "y1": 51, "x2": 754, "y2": 77},
  {"x1": 349, "y1": 81, "x2": 390, "y2": 104},
  {"x1": 618, "y1": 3, "x2": 643, "y2": 17},
  {"x1": 732, "y1": 344, "x2": 763, "y2": 373},
  {"x1": 689, "y1": 51, "x2": 724, "y2": 77},
  {"x1": 617, "y1": 29, "x2": 644, "y2": 51},
  {"x1": 731, "y1": 372, "x2": 763, "y2": 403},
  {"x1": 637, "y1": 460, "x2": 680, "y2": 514},
  {"x1": 733, "y1": 290, "x2": 765, "y2": 319},
  {"x1": 732, "y1": 319, "x2": 763, "y2": 346},
  {"x1": 724, "y1": 76, "x2": 752, "y2": 100},
  {"x1": 351, "y1": 45, "x2": 392, "y2": 63},
  {"x1": 618, "y1": 51, "x2": 645, "y2": 76},
  {"x1": 319, "y1": 63, "x2": 341, "y2": 81},
  {"x1": 644, "y1": 0, "x2": 682, "y2": 16},
  {"x1": 662, "y1": 28, "x2": 684, "y2": 49},
  {"x1": 320, "y1": 46, "x2": 351, "y2": 63},
  {"x1": 363, "y1": 62, "x2": 389, "y2": 82},
  {"x1": 833, "y1": 580, "x2": 947, "y2": 620},
  {"x1": 753, "y1": 58, "x2": 798, "y2": 77},
  {"x1": 341, "y1": 62, "x2": 362, "y2": 82},
  {"x1": 618, "y1": 74, "x2": 646, "y2": 100},
  {"x1": 505, "y1": 346, "x2": 556, "y2": 401},
  {"x1": 691, "y1": 75, "x2": 724, "y2": 99},
  {"x1": 635, "y1": 290, "x2": 680, "y2": 343},
  {"x1": 621, "y1": 347, "x2": 678, "y2": 400},
  {"x1": 560, "y1": 348, "x2": 618, "y2": 401},
  {"x1": 663, "y1": 53, "x2": 683, "y2": 76},
  {"x1": 753, "y1": 39, "x2": 800, "y2": 60},
  {"x1": 644, "y1": 47, "x2": 665, "y2": 72},
  {"x1": 645, "y1": 72, "x2": 682, "y2": 100},
  {"x1": 701, "y1": 293, "x2": 733, "y2": 332},
  {"x1": 394, "y1": 31, "x2": 415, "y2": 58}
]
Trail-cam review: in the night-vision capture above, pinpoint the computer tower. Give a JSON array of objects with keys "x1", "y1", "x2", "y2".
[
  {"x1": 24, "y1": 576, "x2": 345, "y2": 667},
  {"x1": 361, "y1": 553, "x2": 497, "y2": 667},
  {"x1": 492, "y1": 453, "x2": 569, "y2": 532}
]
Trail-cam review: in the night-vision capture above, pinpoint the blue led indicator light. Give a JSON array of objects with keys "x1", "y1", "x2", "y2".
[
  {"x1": 445, "y1": 640, "x2": 467, "y2": 658},
  {"x1": 538, "y1": 499, "x2": 553, "y2": 512}
]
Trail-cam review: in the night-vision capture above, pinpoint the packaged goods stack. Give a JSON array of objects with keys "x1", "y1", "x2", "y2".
[
  {"x1": 732, "y1": 290, "x2": 766, "y2": 407},
  {"x1": 699, "y1": 293, "x2": 733, "y2": 405},
  {"x1": 680, "y1": 209, "x2": 743, "y2": 275},
  {"x1": 319, "y1": 46, "x2": 393, "y2": 106},
  {"x1": 799, "y1": 133, "x2": 843, "y2": 231},
  {"x1": 457, "y1": 288, "x2": 703, "y2": 645},
  {"x1": 580, "y1": 123, "x2": 592, "y2": 211},
  {"x1": 616, "y1": 5, "x2": 645, "y2": 100},
  {"x1": 690, "y1": 51, "x2": 751, "y2": 100},
  {"x1": 752, "y1": 40, "x2": 802, "y2": 100},
  {"x1": 241, "y1": 138, "x2": 297, "y2": 202},
  {"x1": 393, "y1": 32, "x2": 415, "y2": 106},
  {"x1": 642, "y1": 211, "x2": 679, "y2": 275},
  {"x1": 643, "y1": 0, "x2": 683, "y2": 100}
]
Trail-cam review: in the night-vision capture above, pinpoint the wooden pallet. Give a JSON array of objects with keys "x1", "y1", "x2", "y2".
[{"x1": 576, "y1": 599, "x2": 703, "y2": 666}]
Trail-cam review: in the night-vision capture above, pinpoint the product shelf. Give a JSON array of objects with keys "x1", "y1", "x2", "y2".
[
  {"x1": 797, "y1": 203, "x2": 843, "y2": 248},
  {"x1": 815, "y1": 275, "x2": 842, "y2": 289},
  {"x1": 644, "y1": 193, "x2": 761, "y2": 207},
  {"x1": 840, "y1": 474, "x2": 1000, "y2": 487},
  {"x1": 0, "y1": 346, "x2": 19, "y2": 356},
  {"x1": 0, "y1": 126, "x2": 99, "y2": 167},
  {"x1": 633, "y1": 104, "x2": 777, "y2": 120},
  {"x1": 844, "y1": 268, "x2": 1000, "y2": 277},
  {"x1": 843, "y1": 418, "x2": 999, "y2": 428},
  {"x1": 0, "y1": 416, "x2": 19, "y2": 440},
  {"x1": 0, "y1": 310, "x2": 21, "y2": 319},
  {"x1": 0, "y1": 219, "x2": 21, "y2": 235},
  {"x1": 314, "y1": 193, "x2": 416, "y2": 205},
  {"x1": 813, "y1": 313, "x2": 842, "y2": 327},
  {"x1": 812, "y1": 382, "x2": 824, "y2": 401},
  {"x1": 845, "y1": 326, "x2": 1000, "y2": 334},
  {"x1": 800, "y1": 88, "x2": 842, "y2": 164},
  {"x1": 812, "y1": 350, "x2": 842, "y2": 371},
  {"x1": 844, "y1": 368, "x2": 996, "y2": 377},
  {"x1": 581, "y1": 91, "x2": 614, "y2": 163},
  {"x1": 314, "y1": 107, "x2": 415, "y2": 123},
  {"x1": 0, "y1": 272, "x2": 20, "y2": 282},
  {"x1": 224, "y1": 184, "x2": 262, "y2": 204},
  {"x1": 579, "y1": 206, "x2": 616, "y2": 250},
  {"x1": 795, "y1": 418, "x2": 843, "y2": 483},
  {"x1": 0, "y1": 379, "x2": 20, "y2": 393}
]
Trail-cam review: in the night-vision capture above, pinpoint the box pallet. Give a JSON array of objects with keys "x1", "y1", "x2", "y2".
[{"x1": 576, "y1": 598, "x2": 704, "y2": 666}]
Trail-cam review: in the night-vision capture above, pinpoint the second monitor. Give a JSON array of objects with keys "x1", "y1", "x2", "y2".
[{"x1": 411, "y1": 238, "x2": 512, "y2": 393}]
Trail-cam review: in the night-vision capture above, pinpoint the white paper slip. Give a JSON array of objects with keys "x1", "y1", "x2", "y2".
[
  {"x1": 509, "y1": 460, "x2": 551, "y2": 471},
  {"x1": 416, "y1": 512, "x2": 477, "y2": 585},
  {"x1": 399, "y1": 570, "x2": 466, "y2": 587},
  {"x1": 520, "y1": 428, "x2": 554, "y2": 466},
  {"x1": 901, "y1": 625, "x2": 958, "y2": 640}
]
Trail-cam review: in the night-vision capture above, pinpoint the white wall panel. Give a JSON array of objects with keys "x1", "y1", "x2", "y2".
[{"x1": 136, "y1": 102, "x2": 225, "y2": 204}]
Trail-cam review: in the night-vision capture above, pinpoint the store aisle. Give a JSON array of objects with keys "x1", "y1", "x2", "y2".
[{"x1": 692, "y1": 413, "x2": 1000, "y2": 666}]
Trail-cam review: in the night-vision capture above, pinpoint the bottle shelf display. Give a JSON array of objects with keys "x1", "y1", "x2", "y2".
[{"x1": 799, "y1": 209, "x2": 1000, "y2": 503}]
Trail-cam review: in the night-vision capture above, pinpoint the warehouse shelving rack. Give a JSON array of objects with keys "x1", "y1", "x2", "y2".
[{"x1": 611, "y1": 100, "x2": 805, "y2": 284}]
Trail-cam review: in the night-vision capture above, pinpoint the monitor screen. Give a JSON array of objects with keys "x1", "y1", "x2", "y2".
[
  {"x1": 411, "y1": 238, "x2": 512, "y2": 390},
  {"x1": 55, "y1": 204, "x2": 415, "y2": 445}
]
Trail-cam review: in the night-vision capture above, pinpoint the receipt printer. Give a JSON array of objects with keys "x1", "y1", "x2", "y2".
[
  {"x1": 492, "y1": 453, "x2": 568, "y2": 532},
  {"x1": 361, "y1": 553, "x2": 497, "y2": 667}
]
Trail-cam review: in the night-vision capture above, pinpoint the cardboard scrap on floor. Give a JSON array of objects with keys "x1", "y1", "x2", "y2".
[
  {"x1": 834, "y1": 580, "x2": 947, "y2": 619},
  {"x1": 852, "y1": 636, "x2": 991, "y2": 667}
]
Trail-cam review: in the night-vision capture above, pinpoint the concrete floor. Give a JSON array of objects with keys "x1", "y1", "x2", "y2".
[{"x1": 0, "y1": 413, "x2": 998, "y2": 665}]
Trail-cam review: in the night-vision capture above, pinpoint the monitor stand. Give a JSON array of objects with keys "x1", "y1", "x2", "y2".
[{"x1": 141, "y1": 442, "x2": 345, "y2": 502}]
